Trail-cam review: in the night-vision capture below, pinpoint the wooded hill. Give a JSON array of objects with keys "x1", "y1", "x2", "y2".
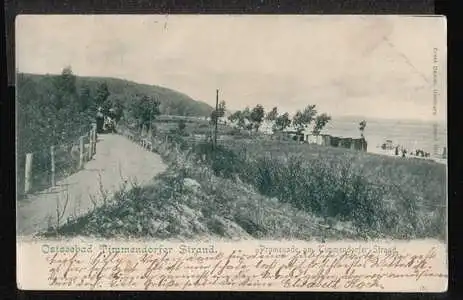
[
  {"x1": 17, "y1": 71, "x2": 214, "y2": 155},
  {"x1": 19, "y1": 73, "x2": 214, "y2": 117}
]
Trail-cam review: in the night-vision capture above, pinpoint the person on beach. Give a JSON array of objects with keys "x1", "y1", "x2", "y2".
[{"x1": 402, "y1": 148, "x2": 407, "y2": 158}]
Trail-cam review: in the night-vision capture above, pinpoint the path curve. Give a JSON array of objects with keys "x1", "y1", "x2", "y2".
[{"x1": 16, "y1": 134, "x2": 167, "y2": 236}]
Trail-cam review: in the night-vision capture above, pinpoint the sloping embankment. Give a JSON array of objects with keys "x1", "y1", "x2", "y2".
[{"x1": 43, "y1": 132, "x2": 357, "y2": 241}]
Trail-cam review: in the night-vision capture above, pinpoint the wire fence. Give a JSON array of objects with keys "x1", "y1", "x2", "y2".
[{"x1": 17, "y1": 125, "x2": 97, "y2": 198}]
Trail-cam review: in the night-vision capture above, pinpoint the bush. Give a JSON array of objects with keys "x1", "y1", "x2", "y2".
[
  {"x1": 191, "y1": 142, "x2": 246, "y2": 179},
  {"x1": 168, "y1": 133, "x2": 190, "y2": 151},
  {"x1": 178, "y1": 120, "x2": 187, "y2": 132}
]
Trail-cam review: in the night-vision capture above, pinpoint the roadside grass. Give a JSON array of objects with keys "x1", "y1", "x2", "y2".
[
  {"x1": 190, "y1": 138, "x2": 446, "y2": 240},
  {"x1": 43, "y1": 130, "x2": 446, "y2": 241},
  {"x1": 220, "y1": 138, "x2": 446, "y2": 213},
  {"x1": 41, "y1": 133, "x2": 357, "y2": 240}
]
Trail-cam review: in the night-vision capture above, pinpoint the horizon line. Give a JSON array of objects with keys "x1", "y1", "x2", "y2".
[{"x1": 17, "y1": 70, "x2": 446, "y2": 123}]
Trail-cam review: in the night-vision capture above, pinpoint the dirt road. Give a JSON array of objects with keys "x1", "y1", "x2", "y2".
[{"x1": 16, "y1": 134, "x2": 167, "y2": 236}]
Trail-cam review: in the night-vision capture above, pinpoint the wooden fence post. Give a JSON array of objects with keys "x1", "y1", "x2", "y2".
[
  {"x1": 88, "y1": 131, "x2": 93, "y2": 160},
  {"x1": 90, "y1": 130, "x2": 94, "y2": 155},
  {"x1": 90, "y1": 130, "x2": 96, "y2": 158},
  {"x1": 92, "y1": 129, "x2": 97, "y2": 155},
  {"x1": 24, "y1": 153, "x2": 33, "y2": 194},
  {"x1": 50, "y1": 146, "x2": 56, "y2": 187},
  {"x1": 79, "y1": 136, "x2": 84, "y2": 169}
]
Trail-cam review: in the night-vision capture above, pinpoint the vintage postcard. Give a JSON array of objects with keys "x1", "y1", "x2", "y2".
[{"x1": 15, "y1": 15, "x2": 447, "y2": 291}]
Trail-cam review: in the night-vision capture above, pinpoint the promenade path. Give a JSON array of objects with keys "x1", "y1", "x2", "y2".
[{"x1": 16, "y1": 133, "x2": 167, "y2": 236}]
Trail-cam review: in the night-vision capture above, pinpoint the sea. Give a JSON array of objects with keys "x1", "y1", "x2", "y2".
[{"x1": 320, "y1": 116, "x2": 447, "y2": 161}]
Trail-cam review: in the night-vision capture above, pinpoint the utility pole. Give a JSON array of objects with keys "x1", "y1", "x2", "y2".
[
  {"x1": 214, "y1": 89, "x2": 219, "y2": 148},
  {"x1": 149, "y1": 97, "x2": 153, "y2": 137}
]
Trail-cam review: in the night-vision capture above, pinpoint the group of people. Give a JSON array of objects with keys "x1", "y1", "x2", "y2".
[
  {"x1": 96, "y1": 107, "x2": 117, "y2": 134},
  {"x1": 393, "y1": 146, "x2": 430, "y2": 158},
  {"x1": 380, "y1": 141, "x2": 431, "y2": 159}
]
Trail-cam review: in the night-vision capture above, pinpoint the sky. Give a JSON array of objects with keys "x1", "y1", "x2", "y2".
[{"x1": 16, "y1": 15, "x2": 447, "y2": 121}]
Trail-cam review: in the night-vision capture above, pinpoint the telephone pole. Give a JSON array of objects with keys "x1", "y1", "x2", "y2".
[{"x1": 214, "y1": 89, "x2": 219, "y2": 148}]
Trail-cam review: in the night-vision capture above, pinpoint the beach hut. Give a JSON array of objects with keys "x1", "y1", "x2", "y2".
[
  {"x1": 321, "y1": 134, "x2": 331, "y2": 146},
  {"x1": 350, "y1": 138, "x2": 368, "y2": 152},
  {"x1": 350, "y1": 139, "x2": 358, "y2": 151},
  {"x1": 306, "y1": 134, "x2": 318, "y2": 144},
  {"x1": 339, "y1": 137, "x2": 353, "y2": 149},
  {"x1": 330, "y1": 136, "x2": 341, "y2": 147}
]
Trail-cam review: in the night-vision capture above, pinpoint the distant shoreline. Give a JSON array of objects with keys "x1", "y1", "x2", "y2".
[
  {"x1": 368, "y1": 147, "x2": 447, "y2": 165},
  {"x1": 331, "y1": 115, "x2": 447, "y2": 125}
]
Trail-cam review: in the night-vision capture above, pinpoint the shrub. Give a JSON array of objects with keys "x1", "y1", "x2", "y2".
[{"x1": 191, "y1": 142, "x2": 246, "y2": 179}]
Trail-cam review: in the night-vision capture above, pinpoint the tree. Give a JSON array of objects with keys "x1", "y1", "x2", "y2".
[
  {"x1": 209, "y1": 110, "x2": 218, "y2": 125},
  {"x1": 266, "y1": 107, "x2": 278, "y2": 121},
  {"x1": 293, "y1": 104, "x2": 318, "y2": 132},
  {"x1": 130, "y1": 94, "x2": 160, "y2": 129},
  {"x1": 228, "y1": 110, "x2": 244, "y2": 128},
  {"x1": 101, "y1": 99, "x2": 113, "y2": 115},
  {"x1": 17, "y1": 69, "x2": 96, "y2": 166},
  {"x1": 312, "y1": 113, "x2": 332, "y2": 135},
  {"x1": 50, "y1": 67, "x2": 81, "y2": 142},
  {"x1": 228, "y1": 110, "x2": 241, "y2": 123},
  {"x1": 78, "y1": 85, "x2": 92, "y2": 112},
  {"x1": 292, "y1": 111, "x2": 303, "y2": 130},
  {"x1": 229, "y1": 107, "x2": 253, "y2": 130},
  {"x1": 95, "y1": 82, "x2": 110, "y2": 109},
  {"x1": 217, "y1": 100, "x2": 226, "y2": 118},
  {"x1": 359, "y1": 120, "x2": 367, "y2": 138},
  {"x1": 54, "y1": 66, "x2": 77, "y2": 97},
  {"x1": 242, "y1": 107, "x2": 251, "y2": 118},
  {"x1": 111, "y1": 98, "x2": 124, "y2": 123},
  {"x1": 250, "y1": 104, "x2": 265, "y2": 132},
  {"x1": 274, "y1": 112, "x2": 291, "y2": 132},
  {"x1": 210, "y1": 100, "x2": 227, "y2": 126},
  {"x1": 51, "y1": 66, "x2": 78, "y2": 112}
]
